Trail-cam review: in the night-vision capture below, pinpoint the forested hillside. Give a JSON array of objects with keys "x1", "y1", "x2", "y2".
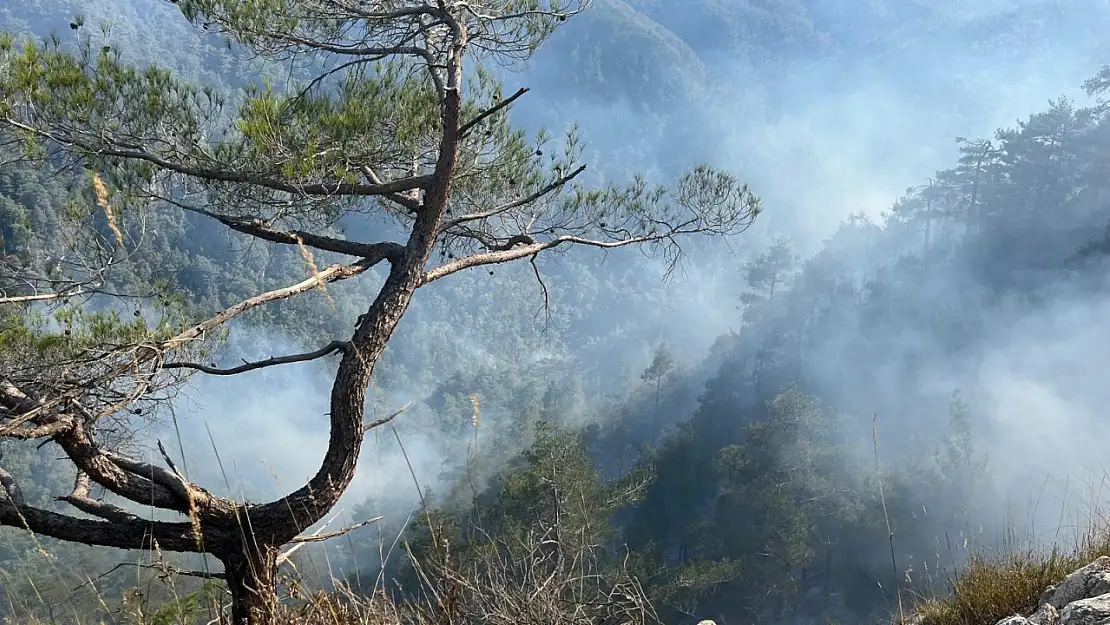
[{"x1": 3, "y1": 2, "x2": 1110, "y2": 625}]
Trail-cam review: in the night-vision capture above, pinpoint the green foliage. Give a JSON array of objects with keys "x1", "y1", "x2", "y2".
[
  {"x1": 495, "y1": 421, "x2": 651, "y2": 541},
  {"x1": 641, "y1": 342, "x2": 677, "y2": 386},
  {"x1": 738, "y1": 234, "x2": 798, "y2": 322},
  {"x1": 544, "y1": 0, "x2": 709, "y2": 109},
  {"x1": 400, "y1": 420, "x2": 653, "y2": 596}
]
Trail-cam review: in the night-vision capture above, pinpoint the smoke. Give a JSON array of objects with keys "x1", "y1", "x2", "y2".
[
  {"x1": 108, "y1": 0, "x2": 1110, "y2": 542},
  {"x1": 142, "y1": 328, "x2": 445, "y2": 518},
  {"x1": 969, "y1": 274, "x2": 1110, "y2": 542},
  {"x1": 10, "y1": 0, "x2": 1110, "y2": 611},
  {"x1": 516, "y1": 1, "x2": 1110, "y2": 250},
  {"x1": 490, "y1": 0, "x2": 1110, "y2": 565},
  {"x1": 464, "y1": 1, "x2": 1110, "y2": 395}
]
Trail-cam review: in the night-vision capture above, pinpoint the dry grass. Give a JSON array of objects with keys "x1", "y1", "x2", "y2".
[
  {"x1": 903, "y1": 512, "x2": 1110, "y2": 625},
  {"x1": 1, "y1": 516, "x2": 655, "y2": 625}
]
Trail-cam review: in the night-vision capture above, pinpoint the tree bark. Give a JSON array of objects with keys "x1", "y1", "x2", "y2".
[
  {"x1": 221, "y1": 542, "x2": 280, "y2": 625},
  {"x1": 246, "y1": 63, "x2": 467, "y2": 543}
]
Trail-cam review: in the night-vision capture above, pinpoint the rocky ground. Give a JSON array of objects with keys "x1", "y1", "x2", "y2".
[
  {"x1": 994, "y1": 556, "x2": 1110, "y2": 625},
  {"x1": 913, "y1": 556, "x2": 1110, "y2": 625}
]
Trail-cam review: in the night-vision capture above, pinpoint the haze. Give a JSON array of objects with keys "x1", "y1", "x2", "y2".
[{"x1": 3, "y1": 1, "x2": 1110, "y2": 623}]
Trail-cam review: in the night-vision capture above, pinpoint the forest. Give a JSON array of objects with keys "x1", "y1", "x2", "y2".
[{"x1": 2, "y1": 1, "x2": 1110, "y2": 625}]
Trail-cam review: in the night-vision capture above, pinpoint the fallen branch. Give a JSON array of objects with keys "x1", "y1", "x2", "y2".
[
  {"x1": 365, "y1": 401, "x2": 413, "y2": 431},
  {"x1": 277, "y1": 511, "x2": 342, "y2": 566},
  {"x1": 289, "y1": 515, "x2": 383, "y2": 543},
  {"x1": 0, "y1": 288, "x2": 81, "y2": 304}
]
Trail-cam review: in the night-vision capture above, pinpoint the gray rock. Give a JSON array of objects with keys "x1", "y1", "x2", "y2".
[
  {"x1": 1058, "y1": 593, "x2": 1110, "y2": 625},
  {"x1": 871, "y1": 557, "x2": 1110, "y2": 625},
  {"x1": 1031, "y1": 603, "x2": 1061, "y2": 625},
  {"x1": 1041, "y1": 558, "x2": 1110, "y2": 609}
]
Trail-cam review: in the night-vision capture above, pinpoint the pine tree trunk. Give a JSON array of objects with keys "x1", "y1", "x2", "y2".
[
  {"x1": 222, "y1": 543, "x2": 280, "y2": 625},
  {"x1": 651, "y1": 379, "x2": 661, "y2": 446}
]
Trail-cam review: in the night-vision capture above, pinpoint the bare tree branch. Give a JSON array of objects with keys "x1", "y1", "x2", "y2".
[
  {"x1": 163, "y1": 256, "x2": 386, "y2": 351},
  {"x1": 0, "y1": 395, "x2": 199, "y2": 513},
  {"x1": 0, "y1": 379, "x2": 43, "y2": 415},
  {"x1": 73, "y1": 561, "x2": 225, "y2": 594},
  {"x1": 0, "y1": 417, "x2": 72, "y2": 440},
  {"x1": 100, "y1": 447, "x2": 194, "y2": 503},
  {"x1": 364, "y1": 401, "x2": 412, "y2": 431},
  {"x1": 163, "y1": 341, "x2": 351, "y2": 376},
  {"x1": 156, "y1": 440, "x2": 184, "y2": 480},
  {"x1": 529, "y1": 253, "x2": 552, "y2": 328},
  {"x1": 276, "y1": 510, "x2": 344, "y2": 566},
  {"x1": 423, "y1": 233, "x2": 670, "y2": 283},
  {"x1": 438, "y1": 164, "x2": 588, "y2": 232},
  {"x1": 359, "y1": 165, "x2": 422, "y2": 212},
  {"x1": 0, "y1": 289, "x2": 85, "y2": 304},
  {"x1": 167, "y1": 198, "x2": 406, "y2": 259},
  {"x1": 0, "y1": 498, "x2": 203, "y2": 552},
  {"x1": 52, "y1": 423, "x2": 191, "y2": 511},
  {"x1": 57, "y1": 472, "x2": 142, "y2": 524},
  {"x1": 459, "y1": 86, "x2": 529, "y2": 138},
  {"x1": 288, "y1": 515, "x2": 383, "y2": 543}
]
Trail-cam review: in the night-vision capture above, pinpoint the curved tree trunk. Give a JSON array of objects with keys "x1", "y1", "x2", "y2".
[{"x1": 221, "y1": 542, "x2": 280, "y2": 625}]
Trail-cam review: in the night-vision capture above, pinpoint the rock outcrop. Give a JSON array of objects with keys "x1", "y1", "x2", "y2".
[{"x1": 994, "y1": 557, "x2": 1110, "y2": 625}]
